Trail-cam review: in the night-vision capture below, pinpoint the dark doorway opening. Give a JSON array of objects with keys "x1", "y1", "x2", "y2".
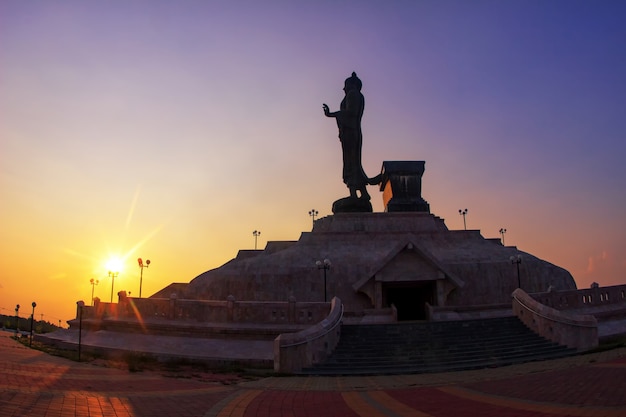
[{"x1": 385, "y1": 281, "x2": 435, "y2": 321}]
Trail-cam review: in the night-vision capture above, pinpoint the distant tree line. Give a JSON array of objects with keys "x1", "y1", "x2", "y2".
[{"x1": 1, "y1": 314, "x2": 61, "y2": 333}]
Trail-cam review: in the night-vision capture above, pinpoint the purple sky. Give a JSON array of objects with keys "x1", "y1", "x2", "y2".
[{"x1": 1, "y1": 1, "x2": 625, "y2": 322}]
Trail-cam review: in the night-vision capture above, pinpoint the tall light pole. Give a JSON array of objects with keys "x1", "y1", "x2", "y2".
[
  {"x1": 252, "y1": 230, "x2": 261, "y2": 250},
  {"x1": 499, "y1": 228, "x2": 507, "y2": 246},
  {"x1": 309, "y1": 209, "x2": 318, "y2": 228},
  {"x1": 459, "y1": 208, "x2": 468, "y2": 230},
  {"x1": 510, "y1": 254, "x2": 522, "y2": 288},
  {"x1": 137, "y1": 258, "x2": 151, "y2": 298},
  {"x1": 76, "y1": 301, "x2": 85, "y2": 362},
  {"x1": 29, "y1": 302, "x2": 36, "y2": 347},
  {"x1": 316, "y1": 259, "x2": 332, "y2": 302},
  {"x1": 89, "y1": 278, "x2": 99, "y2": 306},
  {"x1": 14, "y1": 304, "x2": 20, "y2": 336},
  {"x1": 108, "y1": 271, "x2": 119, "y2": 303}
]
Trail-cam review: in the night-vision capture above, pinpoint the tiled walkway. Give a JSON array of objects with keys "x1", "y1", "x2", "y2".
[{"x1": 1, "y1": 331, "x2": 625, "y2": 417}]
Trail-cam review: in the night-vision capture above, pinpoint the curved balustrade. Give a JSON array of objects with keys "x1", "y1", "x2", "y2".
[
  {"x1": 274, "y1": 297, "x2": 343, "y2": 373},
  {"x1": 512, "y1": 288, "x2": 598, "y2": 351}
]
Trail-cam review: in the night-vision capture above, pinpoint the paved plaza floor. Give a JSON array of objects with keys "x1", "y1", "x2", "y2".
[{"x1": 1, "y1": 331, "x2": 625, "y2": 417}]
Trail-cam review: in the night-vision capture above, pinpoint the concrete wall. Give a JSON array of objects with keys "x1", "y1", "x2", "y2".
[
  {"x1": 512, "y1": 289, "x2": 598, "y2": 351},
  {"x1": 274, "y1": 297, "x2": 343, "y2": 373}
]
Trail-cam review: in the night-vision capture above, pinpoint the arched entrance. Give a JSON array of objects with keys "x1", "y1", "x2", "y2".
[{"x1": 384, "y1": 281, "x2": 435, "y2": 321}]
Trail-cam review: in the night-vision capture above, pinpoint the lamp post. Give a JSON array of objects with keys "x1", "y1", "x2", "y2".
[
  {"x1": 29, "y1": 302, "x2": 36, "y2": 347},
  {"x1": 510, "y1": 254, "x2": 522, "y2": 288},
  {"x1": 14, "y1": 304, "x2": 20, "y2": 336},
  {"x1": 316, "y1": 259, "x2": 332, "y2": 302},
  {"x1": 499, "y1": 228, "x2": 507, "y2": 246},
  {"x1": 137, "y1": 258, "x2": 151, "y2": 298},
  {"x1": 90, "y1": 278, "x2": 99, "y2": 306},
  {"x1": 76, "y1": 301, "x2": 85, "y2": 361},
  {"x1": 108, "y1": 271, "x2": 119, "y2": 303},
  {"x1": 252, "y1": 230, "x2": 261, "y2": 250},
  {"x1": 459, "y1": 208, "x2": 468, "y2": 230},
  {"x1": 309, "y1": 209, "x2": 318, "y2": 228}
]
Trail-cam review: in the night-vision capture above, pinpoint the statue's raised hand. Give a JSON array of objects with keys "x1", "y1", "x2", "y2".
[{"x1": 322, "y1": 103, "x2": 330, "y2": 117}]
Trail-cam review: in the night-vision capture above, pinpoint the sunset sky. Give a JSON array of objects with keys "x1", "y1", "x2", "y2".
[{"x1": 1, "y1": 1, "x2": 625, "y2": 325}]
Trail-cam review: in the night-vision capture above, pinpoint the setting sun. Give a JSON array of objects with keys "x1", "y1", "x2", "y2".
[{"x1": 105, "y1": 257, "x2": 124, "y2": 274}]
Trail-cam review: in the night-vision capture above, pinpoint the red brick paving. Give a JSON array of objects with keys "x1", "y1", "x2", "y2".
[
  {"x1": 462, "y1": 364, "x2": 626, "y2": 407},
  {"x1": 388, "y1": 388, "x2": 564, "y2": 417},
  {"x1": 243, "y1": 391, "x2": 359, "y2": 417},
  {"x1": 2, "y1": 331, "x2": 625, "y2": 417}
]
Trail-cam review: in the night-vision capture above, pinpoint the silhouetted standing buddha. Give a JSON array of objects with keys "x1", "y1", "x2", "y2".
[{"x1": 323, "y1": 72, "x2": 379, "y2": 213}]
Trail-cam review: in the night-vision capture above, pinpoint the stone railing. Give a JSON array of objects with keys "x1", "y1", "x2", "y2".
[
  {"x1": 274, "y1": 297, "x2": 343, "y2": 373},
  {"x1": 512, "y1": 288, "x2": 598, "y2": 351},
  {"x1": 85, "y1": 293, "x2": 330, "y2": 325},
  {"x1": 76, "y1": 297, "x2": 116, "y2": 320},
  {"x1": 529, "y1": 284, "x2": 626, "y2": 311}
]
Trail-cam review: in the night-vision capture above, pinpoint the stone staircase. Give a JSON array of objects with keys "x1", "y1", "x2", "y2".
[{"x1": 299, "y1": 316, "x2": 577, "y2": 375}]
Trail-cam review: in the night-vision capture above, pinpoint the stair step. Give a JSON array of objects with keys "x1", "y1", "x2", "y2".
[{"x1": 299, "y1": 317, "x2": 576, "y2": 376}]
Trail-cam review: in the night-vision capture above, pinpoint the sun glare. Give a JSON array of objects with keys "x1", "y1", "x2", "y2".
[{"x1": 105, "y1": 256, "x2": 124, "y2": 273}]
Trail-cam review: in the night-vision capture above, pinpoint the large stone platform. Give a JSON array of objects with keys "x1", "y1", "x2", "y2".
[{"x1": 180, "y1": 212, "x2": 576, "y2": 321}]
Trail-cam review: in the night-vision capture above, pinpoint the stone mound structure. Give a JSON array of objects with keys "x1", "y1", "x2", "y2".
[{"x1": 179, "y1": 211, "x2": 576, "y2": 322}]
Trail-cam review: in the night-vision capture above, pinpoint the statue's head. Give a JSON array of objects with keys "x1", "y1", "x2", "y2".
[{"x1": 344, "y1": 72, "x2": 362, "y2": 92}]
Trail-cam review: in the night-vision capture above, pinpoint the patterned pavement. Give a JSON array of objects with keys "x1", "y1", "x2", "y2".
[{"x1": 1, "y1": 331, "x2": 625, "y2": 417}]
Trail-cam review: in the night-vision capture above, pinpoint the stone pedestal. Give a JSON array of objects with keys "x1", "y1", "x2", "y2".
[
  {"x1": 332, "y1": 196, "x2": 373, "y2": 214},
  {"x1": 380, "y1": 161, "x2": 430, "y2": 212}
]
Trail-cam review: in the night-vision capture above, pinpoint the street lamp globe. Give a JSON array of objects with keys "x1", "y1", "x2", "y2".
[
  {"x1": 316, "y1": 259, "x2": 332, "y2": 302},
  {"x1": 315, "y1": 258, "x2": 331, "y2": 268}
]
